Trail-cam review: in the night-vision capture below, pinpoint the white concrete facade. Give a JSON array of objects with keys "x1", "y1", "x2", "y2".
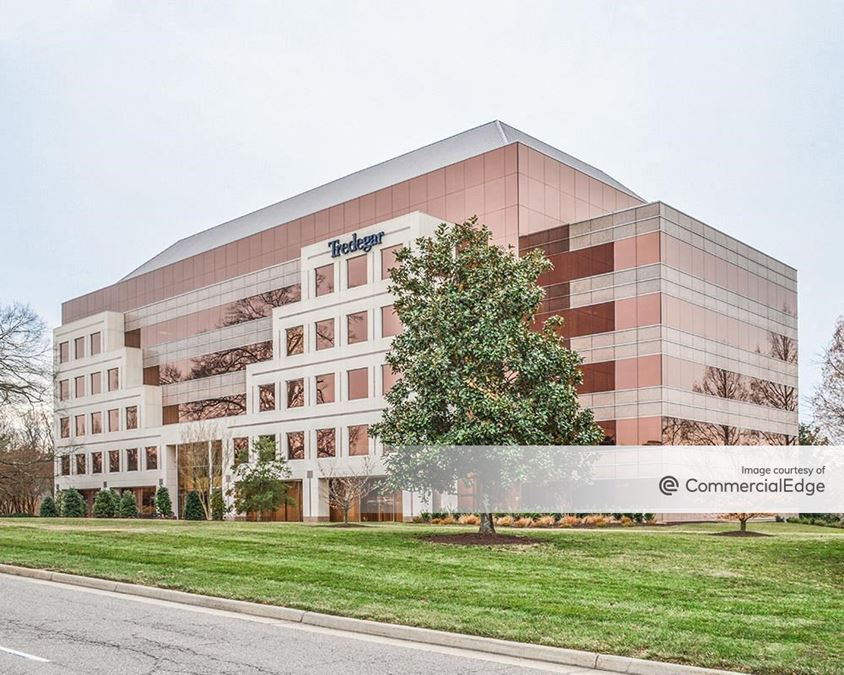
[{"x1": 54, "y1": 212, "x2": 440, "y2": 520}]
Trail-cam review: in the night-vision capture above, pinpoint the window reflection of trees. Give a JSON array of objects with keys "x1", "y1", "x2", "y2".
[
  {"x1": 157, "y1": 286, "x2": 299, "y2": 420},
  {"x1": 661, "y1": 417, "x2": 790, "y2": 446},
  {"x1": 665, "y1": 333, "x2": 797, "y2": 446},
  {"x1": 689, "y1": 333, "x2": 797, "y2": 414}
]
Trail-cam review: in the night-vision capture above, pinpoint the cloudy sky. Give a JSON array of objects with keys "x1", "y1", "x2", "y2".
[{"x1": 1, "y1": 1, "x2": 842, "y2": 419}]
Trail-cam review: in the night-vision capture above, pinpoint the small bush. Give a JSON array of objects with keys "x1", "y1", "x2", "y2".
[
  {"x1": 93, "y1": 489, "x2": 117, "y2": 518},
  {"x1": 155, "y1": 486, "x2": 174, "y2": 518},
  {"x1": 183, "y1": 491, "x2": 205, "y2": 520},
  {"x1": 530, "y1": 515, "x2": 557, "y2": 528},
  {"x1": 511, "y1": 517, "x2": 533, "y2": 528},
  {"x1": 118, "y1": 491, "x2": 138, "y2": 518},
  {"x1": 457, "y1": 513, "x2": 480, "y2": 525},
  {"x1": 620, "y1": 515, "x2": 634, "y2": 526},
  {"x1": 60, "y1": 489, "x2": 86, "y2": 518},
  {"x1": 439, "y1": 514, "x2": 455, "y2": 525},
  {"x1": 39, "y1": 496, "x2": 59, "y2": 518},
  {"x1": 495, "y1": 515, "x2": 514, "y2": 527},
  {"x1": 210, "y1": 488, "x2": 225, "y2": 521},
  {"x1": 419, "y1": 512, "x2": 431, "y2": 522},
  {"x1": 558, "y1": 515, "x2": 580, "y2": 528},
  {"x1": 593, "y1": 515, "x2": 609, "y2": 527}
]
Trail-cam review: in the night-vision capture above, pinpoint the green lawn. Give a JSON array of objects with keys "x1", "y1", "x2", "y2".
[{"x1": 0, "y1": 520, "x2": 841, "y2": 674}]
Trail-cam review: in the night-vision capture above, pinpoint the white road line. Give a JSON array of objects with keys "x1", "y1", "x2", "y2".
[{"x1": 0, "y1": 645, "x2": 50, "y2": 663}]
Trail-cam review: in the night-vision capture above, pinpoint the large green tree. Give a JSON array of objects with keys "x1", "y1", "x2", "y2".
[{"x1": 372, "y1": 219, "x2": 603, "y2": 534}]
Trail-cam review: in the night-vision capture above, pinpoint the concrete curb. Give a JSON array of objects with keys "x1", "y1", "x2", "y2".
[{"x1": 0, "y1": 564, "x2": 738, "y2": 675}]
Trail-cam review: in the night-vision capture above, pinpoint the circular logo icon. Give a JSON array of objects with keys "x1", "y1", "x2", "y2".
[{"x1": 659, "y1": 475, "x2": 679, "y2": 496}]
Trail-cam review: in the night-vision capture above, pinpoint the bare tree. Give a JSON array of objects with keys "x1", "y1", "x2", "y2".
[
  {"x1": 812, "y1": 317, "x2": 844, "y2": 442},
  {"x1": 0, "y1": 407, "x2": 53, "y2": 514},
  {"x1": 720, "y1": 512, "x2": 772, "y2": 533},
  {"x1": 0, "y1": 303, "x2": 49, "y2": 407},
  {"x1": 693, "y1": 366, "x2": 748, "y2": 403},
  {"x1": 220, "y1": 286, "x2": 299, "y2": 326},
  {"x1": 177, "y1": 420, "x2": 232, "y2": 519},
  {"x1": 320, "y1": 456, "x2": 376, "y2": 525}
]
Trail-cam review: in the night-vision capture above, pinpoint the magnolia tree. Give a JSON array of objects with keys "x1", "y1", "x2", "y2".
[{"x1": 371, "y1": 219, "x2": 604, "y2": 535}]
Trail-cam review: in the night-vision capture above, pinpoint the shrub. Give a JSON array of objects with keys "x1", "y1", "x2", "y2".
[
  {"x1": 643, "y1": 513, "x2": 656, "y2": 524},
  {"x1": 512, "y1": 517, "x2": 533, "y2": 528},
  {"x1": 531, "y1": 515, "x2": 557, "y2": 528},
  {"x1": 439, "y1": 514, "x2": 455, "y2": 525},
  {"x1": 60, "y1": 489, "x2": 86, "y2": 518},
  {"x1": 155, "y1": 486, "x2": 173, "y2": 518},
  {"x1": 559, "y1": 515, "x2": 580, "y2": 528},
  {"x1": 210, "y1": 488, "x2": 225, "y2": 521},
  {"x1": 419, "y1": 512, "x2": 431, "y2": 522},
  {"x1": 495, "y1": 515, "x2": 514, "y2": 527},
  {"x1": 457, "y1": 513, "x2": 480, "y2": 525},
  {"x1": 620, "y1": 515, "x2": 634, "y2": 526},
  {"x1": 593, "y1": 515, "x2": 609, "y2": 527},
  {"x1": 39, "y1": 496, "x2": 59, "y2": 518},
  {"x1": 183, "y1": 491, "x2": 205, "y2": 520},
  {"x1": 93, "y1": 489, "x2": 118, "y2": 518},
  {"x1": 118, "y1": 491, "x2": 138, "y2": 518}
]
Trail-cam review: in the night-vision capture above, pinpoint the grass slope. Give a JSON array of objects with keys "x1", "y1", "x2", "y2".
[{"x1": 0, "y1": 520, "x2": 841, "y2": 674}]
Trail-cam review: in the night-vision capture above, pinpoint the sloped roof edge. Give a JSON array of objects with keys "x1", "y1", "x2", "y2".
[{"x1": 123, "y1": 121, "x2": 642, "y2": 280}]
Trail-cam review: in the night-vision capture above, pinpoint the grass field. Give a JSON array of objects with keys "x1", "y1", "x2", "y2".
[{"x1": 0, "y1": 519, "x2": 841, "y2": 674}]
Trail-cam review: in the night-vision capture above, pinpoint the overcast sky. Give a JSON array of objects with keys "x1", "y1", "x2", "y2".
[{"x1": 1, "y1": 1, "x2": 842, "y2": 420}]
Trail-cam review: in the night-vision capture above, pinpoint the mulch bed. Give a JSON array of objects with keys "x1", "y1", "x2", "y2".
[
  {"x1": 420, "y1": 532, "x2": 546, "y2": 546},
  {"x1": 712, "y1": 530, "x2": 772, "y2": 537}
]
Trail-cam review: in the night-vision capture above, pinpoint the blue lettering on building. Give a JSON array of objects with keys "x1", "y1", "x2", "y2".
[{"x1": 328, "y1": 231, "x2": 385, "y2": 258}]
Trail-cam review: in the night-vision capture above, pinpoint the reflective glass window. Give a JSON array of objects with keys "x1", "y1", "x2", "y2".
[
  {"x1": 381, "y1": 305, "x2": 402, "y2": 337},
  {"x1": 347, "y1": 311, "x2": 368, "y2": 344},
  {"x1": 348, "y1": 425, "x2": 369, "y2": 456},
  {"x1": 90, "y1": 332, "x2": 102, "y2": 355},
  {"x1": 287, "y1": 379, "x2": 304, "y2": 408},
  {"x1": 126, "y1": 406, "x2": 138, "y2": 430},
  {"x1": 348, "y1": 368, "x2": 368, "y2": 400},
  {"x1": 347, "y1": 254, "x2": 367, "y2": 288},
  {"x1": 316, "y1": 373, "x2": 335, "y2": 404},
  {"x1": 315, "y1": 319, "x2": 335, "y2": 350},
  {"x1": 287, "y1": 431, "x2": 305, "y2": 460},
  {"x1": 286, "y1": 326, "x2": 304, "y2": 355},
  {"x1": 316, "y1": 428, "x2": 336, "y2": 458},
  {"x1": 315, "y1": 263, "x2": 334, "y2": 296}
]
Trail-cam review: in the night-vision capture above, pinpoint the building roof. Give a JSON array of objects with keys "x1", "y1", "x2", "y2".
[{"x1": 123, "y1": 120, "x2": 643, "y2": 280}]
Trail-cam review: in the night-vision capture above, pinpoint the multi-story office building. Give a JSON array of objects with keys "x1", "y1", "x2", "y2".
[{"x1": 54, "y1": 121, "x2": 798, "y2": 520}]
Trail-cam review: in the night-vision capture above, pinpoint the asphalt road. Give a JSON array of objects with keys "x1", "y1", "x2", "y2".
[{"x1": 0, "y1": 574, "x2": 607, "y2": 675}]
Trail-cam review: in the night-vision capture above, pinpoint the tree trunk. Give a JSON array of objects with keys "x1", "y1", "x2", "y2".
[
  {"x1": 740, "y1": 518, "x2": 746, "y2": 532},
  {"x1": 343, "y1": 505, "x2": 350, "y2": 525},
  {"x1": 479, "y1": 512, "x2": 496, "y2": 535}
]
